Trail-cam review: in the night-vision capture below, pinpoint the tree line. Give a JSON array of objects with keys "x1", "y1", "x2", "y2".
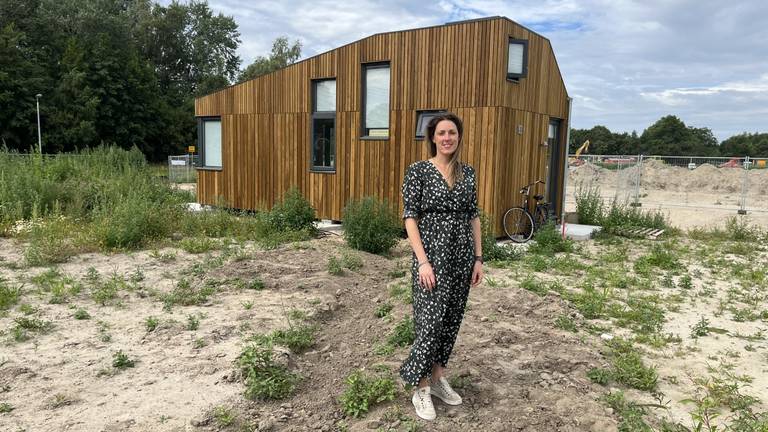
[
  {"x1": 0, "y1": 0, "x2": 300, "y2": 161},
  {"x1": 569, "y1": 115, "x2": 768, "y2": 157}
]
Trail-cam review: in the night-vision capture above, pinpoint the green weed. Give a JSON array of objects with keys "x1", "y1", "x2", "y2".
[
  {"x1": 375, "y1": 302, "x2": 393, "y2": 318},
  {"x1": 73, "y1": 308, "x2": 91, "y2": 320},
  {"x1": 0, "y1": 278, "x2": 21, "y2": 310},
  {"x1": 186, "y1": 313, "x2": 201, "y2": 331},
  {"x1": 236, "y1": 344, "x2": 299, "y2": 400},
  {"x1": 213, "y1": 406, "x2": 236, "y2": 427},
  {"x1": 112, "y1": 350, "x2": 135, "y2": 369},
  {"x1": 162, "y1": 278, "x2": 216, "y2": 309},
  {"x1": 555, "y1": 314, "x2": 578, "y2": 332},
  {"x1": 338, "y1": 369, "x2": 397, "y2": 418},
  {"x1": 179, "y1": 237, "x2": 220, "y2": 254},
  {"x1": 327, "y1": 256, "x2": 343, "y2": 275},
  {"x1": 145, "y1": 316, "x2": 159, "y2": 332},
  {"x1": 388, "y1": 316, "x2": 415, "y2": 347},
  {"x1": 342, "y1": 196, "x2": 401, "y2": 254}
]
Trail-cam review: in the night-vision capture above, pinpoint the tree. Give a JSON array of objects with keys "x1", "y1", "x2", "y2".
[
  {"x1": 640, "y1": 115, "x2": 721, "y2": 156},
  {"x1": 238, "y1": 36, "x2": 301, "y2": 83}
]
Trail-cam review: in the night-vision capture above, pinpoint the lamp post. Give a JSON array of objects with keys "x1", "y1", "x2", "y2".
[{"x1": 35, "y1": 93, "x2": 42, "y2": 154}]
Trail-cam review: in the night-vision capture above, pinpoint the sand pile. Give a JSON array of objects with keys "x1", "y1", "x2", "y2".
[{"x1": 570, "y1": 159, "x2": 765, "y2": 195}]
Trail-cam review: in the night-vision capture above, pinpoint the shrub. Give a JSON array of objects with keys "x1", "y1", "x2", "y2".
[
  {"x1": 112, "y1": 350, "x2": 136, "y2": 369},
  {"x1": 388, "y1": 316, "x2": 415, "y2": 347},
  {"x1": 529, "y1": 222, "x2": 573, "y2": 256},
  {"x1": 236, "y1": 344, "x2": 299, "y2": 400},
  {"x1": 481, "y1": 211, "x2": 522, "y2": 261},
  {"x1": 343, "y1": 197, "x2": 401, "y2": 254},
  {"x1": 267, "y1": 186, "x2": 316, "y2": 233},
  {"x1": 0, "y1": 278, "x2": 21, "y2": 310},
  {"x1": 575, "y1": 182, "x2": 604, "y2": 225},
  {"x1": 339, "y1": 369, "x2": 397, "y2": 418}
]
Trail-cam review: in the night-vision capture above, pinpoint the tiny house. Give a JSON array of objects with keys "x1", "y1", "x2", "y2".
[{"x1": 194, "y1": 16, "x2": 570, "y2": 234}]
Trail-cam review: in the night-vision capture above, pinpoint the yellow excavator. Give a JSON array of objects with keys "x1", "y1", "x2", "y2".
[{"x1": 569, "y1": 140, "x2": 590, "y2": 166}]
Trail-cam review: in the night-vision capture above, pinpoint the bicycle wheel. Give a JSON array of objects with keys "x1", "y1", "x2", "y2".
[{"x1": 503, "y1": 207, "x2": 534, "y2": 243}]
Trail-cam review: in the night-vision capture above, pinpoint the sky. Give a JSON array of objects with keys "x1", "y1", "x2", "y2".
[{"x1": 181, "y1": 0, "x2": 768, "y2": 141}]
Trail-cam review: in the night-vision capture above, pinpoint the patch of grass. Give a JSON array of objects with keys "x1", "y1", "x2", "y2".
[
  {"x1": 568, "y1": 283, "x2": 609, "y2": 319},
  {"x1": 600, "y1": 391, "x2": 654, "y2": 432},
  {"x1": 213, "y1": 405, "x2": 236, "y2": 427},
  {"x1": 387, "y1": 316, "x2": 415, "y2": 347},
  {"x1": 18, "y1": 303, "x2": 38, "y2": 315},
  {"x1": 179, "y1": 237, "x2": 220, "y2": 254},
  {"x1": 73, "y1": 307, "x2": 91, "y2": 320},
  {"x1": 338, "y1": 369, "x2": 397, "y2": 418},
  {"x1": 606, "y1": 338, "x2": 658, "y2": 391},
  {"x1": 375, "y1": 302, "x2": 393, "y2": 318},
  {"x1": 91, "y1": 273, "x2": 129, "y2": 306},
  {"x1": 112, "y1": 350, "x2": 136, "y2": 369},
  {"x1": 31, "y1": 268, "x2": 82, "y2": 304},
  {"x1": 0, "y1": 278, "x2": 21, "y2": 310},
  {"x1": 327, "y1": 256, "x2": 343, "y2": 275},
  {"x1": 144, "y1": 316, "x2": 159, "y2": 332},
  {"x1": 186, "y1": 313, "x2": 201, "y2": 331},
  {"x1": 587, "y1": 367, "x2": 611, "y2": 385},
  {"x1": 0, "y1": 402, "x2": 13, "y2": 413},
  {"x1": 529, "y1": 222, "x2": 574, "y2": 256},
  {"x1": 236, "y1": 344, "x2": 300, "y2": 400},
  {"x1": 610, "y1": 295, "x2": 665, "y2": 335},
  {"x1": 149, "y1": 249, "x2": 177, "y2": 262},
  {"x1": 11, "y1": 316, "x2": 54, "y2": 342},
  {"x1": 242, "y1": 300, "x2": 254, "y2": 310},
  {"x1": 341, "y1": 250, "x2": 363, "y2": 271},
  {"x1": 389, "y1": 283, "x2": 412, "y2": 304},
  {"x1": 691, "y1": 317, "x2": 711, "y2": 338},
  {"x1": 555, "y1": 314, "x2": 578, "y2": 332},
  {"x1": 162, "y1": 278, "x2": 216, "y2": 309}
]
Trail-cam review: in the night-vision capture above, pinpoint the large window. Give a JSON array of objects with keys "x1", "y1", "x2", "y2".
[
  {"x1": 311, "y1": 79, "x2": 336, "y2": 171},
  {"x1": 198, "y1": 117, "x2": 222, "y2": 168},
  {"x1": 362, "y1": 63, "x2": 390, "y2": 138},
  {"x1": 415, "y1": 110, "x2": 446, "y2": 139},
  {"x1": 507, "y1": 38, "x2": 529, "y2": 81}
]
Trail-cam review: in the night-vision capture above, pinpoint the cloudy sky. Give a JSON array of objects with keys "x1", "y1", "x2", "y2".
[{"x1": 190, "y1": 0, "x2": 768, "y2": 141}]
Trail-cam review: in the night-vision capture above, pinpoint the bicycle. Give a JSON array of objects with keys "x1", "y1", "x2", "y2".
[{"x1": 502, "y1": 180, "x2": 551, "y2": 243}]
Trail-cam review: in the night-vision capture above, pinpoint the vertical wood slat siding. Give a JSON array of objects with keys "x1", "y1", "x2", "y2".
[{"x1": 195, "y1": 17, "x2": 569, "y2": 234}]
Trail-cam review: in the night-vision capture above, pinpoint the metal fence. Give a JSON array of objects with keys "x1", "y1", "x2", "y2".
[
  {"x1": 566, "y1": 155, "x2": 768, "y2": 222},
  {"x1": 168, "y1": 154, "x2": 198, "y2": 183}
]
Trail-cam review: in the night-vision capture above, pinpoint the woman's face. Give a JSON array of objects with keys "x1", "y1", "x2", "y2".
[{"x1": 432, "y1": 120, "x2": 460, "y2": 157}]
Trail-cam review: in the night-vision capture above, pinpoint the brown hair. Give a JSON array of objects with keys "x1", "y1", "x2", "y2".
[{"x1": 426, "y1": 112, "x2": 464, "y2": 185}]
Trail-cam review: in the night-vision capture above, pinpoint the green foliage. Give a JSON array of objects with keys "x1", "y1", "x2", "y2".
[
  {"x1": 606, "y1": 339, "x2": 658, "y2": 391},
  {"x1": 691, "y1": 317, "x2": 711, "y2": 338},
  {"x1": 179, "y1": 237, "x2": 220, "y2": 254},
  {"x1": 375, "y1": 302, "x2": 393, "y2": 318},
  {"x1": 0, "y1": 278, "x2": 21, "y2": 310},
  {"x1": 162, "y1": 278, "x2": 216, "y2": 309},
  {"x1": 238, "y1": 36, "x2": 301, "y2": 82},
  {"x1": 342, "y1": 197, "x2": 402, "y2": 254},
  {"x1": 327, "y1": 256, "x2": 343, "y2": 275},
  {"x1": 12, "y1": 316, "x2": 54, "y2": 341},
  {"x1": 387, "y1": 316, "x2": 415, "y2": 347},
  {"x1": 186, "y1": 313, "x2": 201, "y2": 331},
  {"x1": 0, "y1": 402, "x2": 14, "y2": 413},
  {"x1": 268, "y1": 325, "x2": 316, "y2": 353},
  {"x1": 339, "y1": 369, "x2": 397, "y2": 418},
  {"x1": 587, "y1": 367, "x2": 611, "y2": 385},
  {"x1": 575, "y1": 183, "x2": 604, "y2": 225},
  {"x1": 529, "y1": 222, "x2": 574, "y2": 256},
  {"x1": 555, "y1": 314, "x2": 578, "y2": 332},
  {"x1": 267, "y1": 187, "x2": 317, "y2": 233},
  {"x1": 112, "y1": 350, "x2": 135, "y2": 369},
  {"x1": 236, "y1": 344, "x2": 299, "y2": 400},
  {"x1": 73, "y1": 308, "x2": 91, "y2": 320},
  {"x1": 144, "y1": 316, "x2": 159, "y2": 332},
  {"x1": 600, "y1": 391, "x2": 654, "y2": 432}
]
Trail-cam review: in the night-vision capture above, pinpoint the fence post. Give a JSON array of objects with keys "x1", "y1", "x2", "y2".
[
  {"x1": 630, "y1": 154, "x2": 643, "y2": 207},
  {"x1": 738, "y1": 156, "x2": 750, "y2": 215}
]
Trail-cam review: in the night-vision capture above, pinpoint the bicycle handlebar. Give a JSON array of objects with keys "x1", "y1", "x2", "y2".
[{"x1": 519, "y1": 180, "x2": 545, "y2": 195}]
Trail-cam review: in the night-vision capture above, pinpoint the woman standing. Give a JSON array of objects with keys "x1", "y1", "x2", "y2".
[{"x1": 399, "y1": 112, "x2": 483, "y2": 420}]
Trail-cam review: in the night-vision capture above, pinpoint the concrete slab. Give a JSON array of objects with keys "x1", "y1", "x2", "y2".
[
  {"x1": 315, "y1": 219, "x2": 344, "y2": 234},
  {"x1": 557, "y1": 223, "x2": 602, "y2": 241}
]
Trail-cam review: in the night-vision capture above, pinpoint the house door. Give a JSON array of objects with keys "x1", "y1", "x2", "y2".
[{"x1": 546, "y1": 119, "x2": 562, "y2": 212}]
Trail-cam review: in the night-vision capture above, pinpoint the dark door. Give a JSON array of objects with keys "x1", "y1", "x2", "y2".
[{"x1": 546, "y1": 119, "x2": 562, "y2": 214}]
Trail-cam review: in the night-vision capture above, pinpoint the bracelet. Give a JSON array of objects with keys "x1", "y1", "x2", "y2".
[
  {"x1": 417, "y1": 260, "x2": 430, "y2": 269},
  {"x1": 474, "y1": 255, "x2": 484, "y2": 264}
]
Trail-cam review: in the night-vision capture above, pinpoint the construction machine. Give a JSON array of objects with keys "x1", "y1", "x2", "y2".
[{"x1": 569, "y1": 140, "x2": 590, "y2": 166}]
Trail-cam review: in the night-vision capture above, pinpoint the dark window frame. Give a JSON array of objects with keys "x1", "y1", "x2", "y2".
[
  {"x1": 506, "y1": 38, "x2": 529, "y2": 81},
  {"x1": 196, "y1": 116, "x2": 222, "y2": 171},
  {"x1": 361, "y1": 61, "x2": 391, "y2": 140},
  {"x1": 310, "y1": 78, "x2": 337, "y2": 173},
  {"x1": 415, "y1": 110, "x2": 447, "y2": 140}
]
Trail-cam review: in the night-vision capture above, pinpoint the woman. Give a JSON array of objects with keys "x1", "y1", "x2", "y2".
[{"x1": 399, "y1": 112, "x2": 483, "y2": 420}]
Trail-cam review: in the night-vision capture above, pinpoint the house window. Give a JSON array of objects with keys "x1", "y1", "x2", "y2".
[
  {"x1": 311, "y1": 79, "x2": 336, "y2": 171},
  {"x1": 415, "y1": 110, "x2": 446, "y2": 139},
  {"x1": 507, "y1": 38, "x2": 529, "y2": 80},
  {"x1": 198, "y1": 117, "x2": 222, "y2": 168},
  {"x1": 362, "y1": 63, "x2": 390, "y2": 138}
]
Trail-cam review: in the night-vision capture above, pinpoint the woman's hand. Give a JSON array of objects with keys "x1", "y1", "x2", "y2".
[
  {"x1": 471, "y1": 261, "x2": 483, "y2": 287},
  {"x1": 418, "y1": 262, "x2": 436, "y2": 292}
]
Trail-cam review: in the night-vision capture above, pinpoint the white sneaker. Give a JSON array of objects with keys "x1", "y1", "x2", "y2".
[
  {"x1": 412, "y1": 386, "x2": 436, "y2": 420},
  {"x1": 430, "y1": 376, "x2": 463, "y2": 405}
]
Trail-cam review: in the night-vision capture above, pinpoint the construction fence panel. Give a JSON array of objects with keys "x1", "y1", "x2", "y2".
[
  {"x1": 168, "y1": 155, "x2": 199, "y2": 183},
  {"x1": 567, "y1": 154, "x2": 768, "y2": 221}
]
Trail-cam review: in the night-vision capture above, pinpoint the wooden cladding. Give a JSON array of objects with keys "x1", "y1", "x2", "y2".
[{"x1": 195, "y1": 17, "x2": 570, "y2": 234}]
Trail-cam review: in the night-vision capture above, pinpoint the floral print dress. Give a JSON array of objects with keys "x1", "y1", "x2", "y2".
[{"x1": 399, "y1": 160, "x2": 479, "y2": 386}]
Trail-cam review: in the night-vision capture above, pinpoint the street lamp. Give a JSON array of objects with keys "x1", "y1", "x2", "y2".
[{"x1": 35, "y1": 93, "x2": 42, "y2": 154}]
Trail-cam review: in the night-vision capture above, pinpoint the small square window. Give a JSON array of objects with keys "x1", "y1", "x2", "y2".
[{"x1": 415, "y1": 110, "x2": 446, "y2": 139}]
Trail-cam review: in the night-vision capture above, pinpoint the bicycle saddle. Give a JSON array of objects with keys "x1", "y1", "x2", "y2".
[{"x1": 533, "y1": 194, "x2": 544, "y2": 201}]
